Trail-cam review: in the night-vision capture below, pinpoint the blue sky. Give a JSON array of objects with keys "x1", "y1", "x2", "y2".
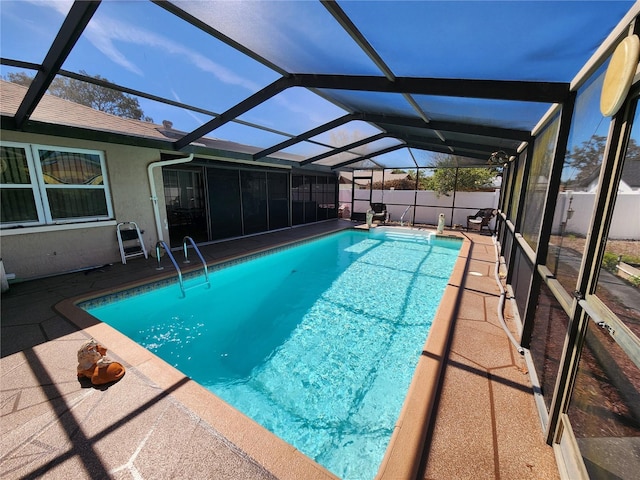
[
  {"x1": 1, "y1": 0, "x2": 636, "y2": 166},
  {"x1": 1, "y1": 0, "x2": 360, "y2": 154}
]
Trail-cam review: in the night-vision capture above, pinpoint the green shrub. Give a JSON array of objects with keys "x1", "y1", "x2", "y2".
[
  {"x1": 602, "y1": 252, "x2": 619, "y2": 273},
  {"x1": 620, "y1": 254, "x2": 640, "y2": 266}
]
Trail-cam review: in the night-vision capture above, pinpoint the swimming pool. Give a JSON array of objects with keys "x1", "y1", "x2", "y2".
[{"x1": 83, "y1": 228, "x2": 461, "y2": 479}]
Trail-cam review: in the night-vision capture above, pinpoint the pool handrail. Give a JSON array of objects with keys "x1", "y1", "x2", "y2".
[
  {"x1": 400, "y1": 205, "x2": 413, "y2": 226},
  {"x1": 182, "y1": 236, "x2": 210, "y2": 289},
  {"x1": 155, "y1": 241, "x2": 186, "y2": 297}
]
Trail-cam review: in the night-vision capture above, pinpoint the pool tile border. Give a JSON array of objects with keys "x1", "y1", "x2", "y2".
[{"x1": 79, "y1": 228, "x2": 461, "y2": 311}]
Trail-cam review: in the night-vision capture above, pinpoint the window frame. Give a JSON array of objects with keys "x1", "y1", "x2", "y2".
[
  {"x1": 0, "y1": 141, "x2": 46, "y2": 227},
  {"x1": 0, "y1": 141, "x2": 114, "y2": 227}
]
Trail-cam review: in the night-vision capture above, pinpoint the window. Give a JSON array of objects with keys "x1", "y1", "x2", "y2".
[
  {"x1": 0, "y1": 142, "x2": 113, "y2": 226},
  {"x1": 556, "y1": 91, "x2": 640, "y2": 480},
  {"x1": 508, "y1": 152, "x2": 526, "y2": 222},
  {"x1": 567, "y1": 319, "x2": 640, "y2": 478},
  {"x1": 594, "y1": 97, "x2": 640, "y2": 343},
  {"x1": 520, "y1": 114, "x2": 561, "y2": 251},
  {"x1": 0, "y1": 144, "x2": 42, "y2": 224},
  {"x1": 547, "y1": 63, "x2": 610, "y2": 293}
]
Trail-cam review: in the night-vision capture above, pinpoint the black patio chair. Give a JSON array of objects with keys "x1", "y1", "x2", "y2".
[
  {"x1": 466, "y1": 208, "x2": 497, "y2": 234},
  {"x1": 370, "y1": 203, "x2": 389, "y2": 223}
]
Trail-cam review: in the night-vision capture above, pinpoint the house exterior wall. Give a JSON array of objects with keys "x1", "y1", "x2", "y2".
[
  {"x1": 1, "y1": 130, "x2": 336, "y2": 281},
  {"x1": 0, "y1": 130, "x2": 166, "y2": 280}
]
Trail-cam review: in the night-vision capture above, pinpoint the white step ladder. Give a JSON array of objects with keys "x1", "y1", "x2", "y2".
[{"x1": 116, "y1": 222, "x2": 148, "y2": 264}]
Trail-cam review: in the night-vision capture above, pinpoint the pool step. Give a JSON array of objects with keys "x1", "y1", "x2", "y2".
[{"x1": 381, "y1": 231, "x2": 432, "y2": 243}]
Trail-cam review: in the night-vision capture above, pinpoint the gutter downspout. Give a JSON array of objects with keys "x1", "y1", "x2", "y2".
[{"x1": 147, "y1": 154, "x2": 194, "y2": 243}]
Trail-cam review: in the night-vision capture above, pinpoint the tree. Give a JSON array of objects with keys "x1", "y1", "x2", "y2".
[
  {"x1": 406, "y1": 169, "x2": 432, "y2": 190},
  {"x1": 4, "y1": 71, "x2": 33, "y2": 88},
  {"x1": 371, "y1": 177, "x2": 417, "y2": 190},
  {"x1": 5, "y1": 70, "x2": 153, "y2": 122},
  {"x1": 422, "y1": 155, "x2": 498, "y2": 196},
  {"x1": 563, "y1": 135, "x2": 606, "y2": 188},
  {"x1": 564, "y1": 134, "x2": 640, "y2": 188},
  {"x1": 423, "y1": 167, "x2": 497, "y2": 195}
]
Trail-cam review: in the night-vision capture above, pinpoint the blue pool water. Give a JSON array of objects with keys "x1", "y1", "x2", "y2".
[{"x1": 85, "y1": 228, "x2": 461, "y2": 479}]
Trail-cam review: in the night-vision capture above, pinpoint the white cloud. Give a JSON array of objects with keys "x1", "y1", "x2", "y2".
[
  {"x1": 29, "y1": 0, "x2": 73, "y2": 17},
  {"x1": 84, "y1": 19, "x2": 144, "y2": 76},
  {"x1": 93, "y1": 15, "x2": 263, "y2": 91},
  {"x1": 170, "y1": 89, "x2": 207, "y2": 127},
  {"x1": 35, "y1": 1, "x2": 261, "y2": 91},
  {"x1": 29, "y1": 1, "x2": 342, "y2": 133}
]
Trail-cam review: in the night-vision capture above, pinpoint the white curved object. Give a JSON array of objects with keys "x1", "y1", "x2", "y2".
[{"x1": 600, "y1": 35, "x2": 640, "y2": 117}]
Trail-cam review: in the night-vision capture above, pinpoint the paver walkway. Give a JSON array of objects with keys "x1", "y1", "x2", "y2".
[{"x1": 423, "y1": 235, "x2": 559, "y2": 480}]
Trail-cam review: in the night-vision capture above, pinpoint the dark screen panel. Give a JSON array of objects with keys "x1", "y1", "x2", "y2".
[
  {"x1": 241, "y1": 170, "x2": 268, "y2": 235},
  {"x1": 326, "y1": 178, "x2": 337, "y2": 218},
  {"x1": 304, "y1": 175, "x2": 317, "y2": 224},
  {"x1": 208, "y1": 168, "x2": 242, "y2": 240},
  {"x1": 529, "y1": 282, "x2": 568, "y2": 411},
  {"x1": 316, "y1": 176, "x2": 328, "y2": 220},
  {"x1": 268, "y1": 171, "x2": 289, "y2": 230},
  {"x1": 512, "y1": 248, "x2": 533, "y2": 319},
  {"x1": 292, "y1": 174, "x2": 304, "y2": 226},
  {"x1": 503, "y1": 231, "x2": 513, "y2": 273}
]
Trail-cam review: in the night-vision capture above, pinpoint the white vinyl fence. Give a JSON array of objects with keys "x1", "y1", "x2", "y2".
[
  {"x1": 339, "y1": 189, "x2": 500, "y2": 229},
  {"x1": 340, "y1": 189, "x2": 640, "y2": 239},
  {"x1": 551, "y1": 191, "x2": 640, "y2": 240}
]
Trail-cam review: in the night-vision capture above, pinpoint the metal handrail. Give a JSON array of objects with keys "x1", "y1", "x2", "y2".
[
  {"x1": 155, "y1": 241, "x2": 185, "y2": 297},
  {"x1": 183, "y1": 236, "x2": 210, "y2": 289},
  {"x1": 400, "y1": 205, "x2": 413, "y2": 226}
]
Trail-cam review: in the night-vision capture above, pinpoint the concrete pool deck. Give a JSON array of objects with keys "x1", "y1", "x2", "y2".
[{"x1": 1, "y1": 220, "x2": 559, "y2": 480}]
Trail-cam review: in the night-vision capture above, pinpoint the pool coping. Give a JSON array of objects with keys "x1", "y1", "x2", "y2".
[
  {"x1": 376, "y1": 231, "x2": 469, "y2": 479},
  {"x1": 54, "y1": 228, "x2": 471, "y2": 480}
]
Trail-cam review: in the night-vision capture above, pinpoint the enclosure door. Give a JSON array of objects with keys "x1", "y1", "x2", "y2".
[
  {"x1": 163, "y1": 167, "x2": 207, "y2": 247},
  {"x1": 351, "y1": 174, "x2": 372, "y2": 220}
]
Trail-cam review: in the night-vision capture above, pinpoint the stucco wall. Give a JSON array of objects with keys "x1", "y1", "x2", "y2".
[
  {"x1": 0, "y1": 130, "x2": 168, "y2": 280},
  {"x1": 1, "y1": 224, "x2": 119, "y2": 279}
]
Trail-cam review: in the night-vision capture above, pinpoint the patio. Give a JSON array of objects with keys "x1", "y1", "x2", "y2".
[{"x1": 1, "y1": 220, "x2": 558, "y2": 480}]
